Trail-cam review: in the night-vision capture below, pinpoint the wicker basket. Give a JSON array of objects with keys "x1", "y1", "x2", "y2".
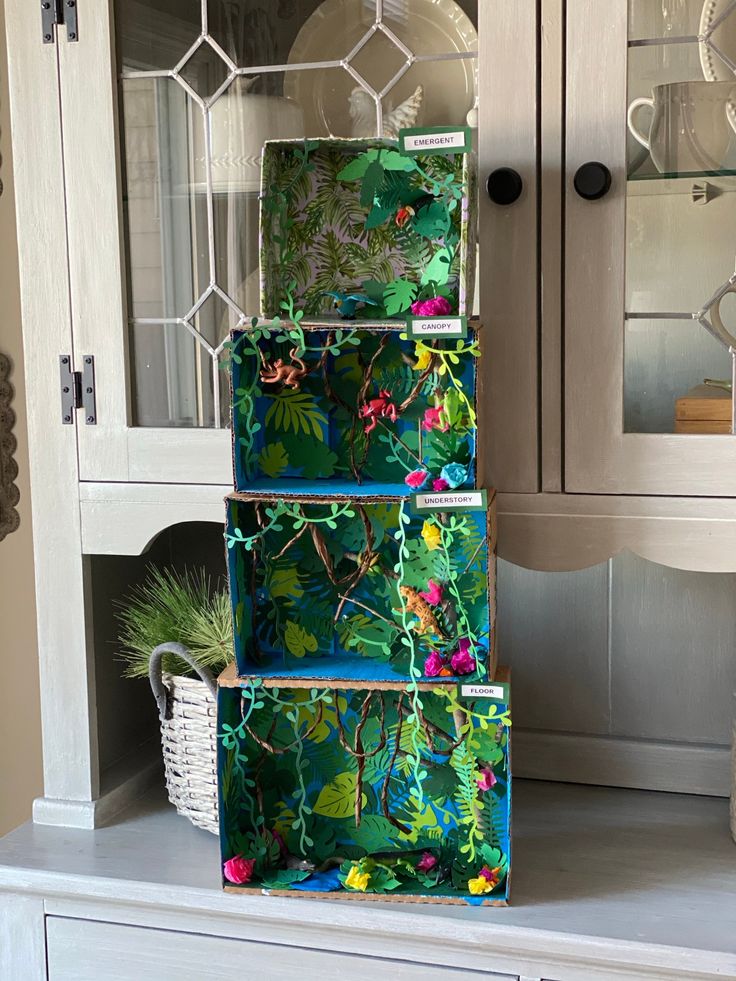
[{"x1": 149, "y1": 642, "x2": 219, "y2": 835}]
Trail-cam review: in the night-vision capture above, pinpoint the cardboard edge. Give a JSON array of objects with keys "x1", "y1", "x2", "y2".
[{"x1": 222, "y1": 884, "x2": 508, "y2": 907}]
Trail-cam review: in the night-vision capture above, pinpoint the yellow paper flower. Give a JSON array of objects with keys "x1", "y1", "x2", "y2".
[
  {"x1": 421, "y1": 520, "x2": 442, "y2": 552},
  {"x1": 345, "y1": 865, "x2": 371, "y2": 892},
  {"x1": 468, "y1": 875, "x2": 493, "y2": 896},
  {"x1": 414, "y1": 345, "x2": 433, "y2": 372}
]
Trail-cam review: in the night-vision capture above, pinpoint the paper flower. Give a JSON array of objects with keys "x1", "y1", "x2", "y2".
[
  {"x1": 468, "y1": 875, "x2": 494, "y2": 896},
  {"x1": 432, "y1": 477, "x2": 449, "y2": 492},
  {"x1": 344, "y1": 864, "x2": 371, "y2": 892},
  {"x1": 414, "y1": 346, "x2": 433, "y2": 372},
  {"x1": 421, "y1": 405, "x2": 449, "y2": 433},
  {"x1": 440, "y1": 462, "x2": 468, "y2": 489},
  {"x1": 479, "y1": 865, "x2": 501, "y2": 886},
  {"x1": 421, "y1": 520, "x2": 442, "y2": 551},
  {"x1": 423, "y1": 650, "x2": 445, "y2": 677},
  {"x1": 476, "y1": 767, "x2": 497, "y2": 792},
  {"x1": 416, "y1": 852, "x2": 438, "y2": 873},
  {"x1": 411, "y1": 296, "x2": 453, "y2": 317},
  {"x1": 405, "y1": 468, "x2": 429, "y2": 490},
  {"x1": 450, "y1": 638, "x2": 476, "y2": 675},
  {"x1": 223, "y1": 855, "x2": 256, "y2": 885},
  {"x1": 419, "y1": 579, "x2": 443, "y2": 605}
]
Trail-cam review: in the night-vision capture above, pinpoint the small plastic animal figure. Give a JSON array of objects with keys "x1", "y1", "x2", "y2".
[
  {"x1": 359, "y1": 389, "x2": 399, "y2": 434},
  {"x1": 397, "y1": 585, "x2": 446, "y2": 638},
  {"x1": 322, "y1": 291, "x2": 379, "y2": 320},
  {"x1": 259, "y1": 348, "x2": 308, "y2": 390}
]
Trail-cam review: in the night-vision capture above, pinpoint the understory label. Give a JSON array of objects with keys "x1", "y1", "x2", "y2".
[{"x1": 411, "y1": 489, "x2": 488, "y2": 513}]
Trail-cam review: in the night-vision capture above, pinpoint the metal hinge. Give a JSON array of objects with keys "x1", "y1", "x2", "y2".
[
  {"x1": 60, "y1": 355, "x2": 96, "y2": 425},
  {"x1": 41, "y1": 0, "x2": 78, "y2": 44}
]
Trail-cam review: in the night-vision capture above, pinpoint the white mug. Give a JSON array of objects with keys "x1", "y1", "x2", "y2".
[{"x1": 627, "y1": 81, "x2": 736, "y2": 174}]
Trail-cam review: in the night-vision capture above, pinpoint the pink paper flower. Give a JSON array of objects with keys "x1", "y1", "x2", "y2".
[
  {"x1": 476, "y1": 767, "x2": 497, "y2": 792},
  {"x1": 424, "y1": 650, "x2": 445, "y2": 677},
  {"x1": 479, "y1": 865, "x2": 501, "y2": 884},
  {"x1": 405, "y1": 468, "x2": 429, "y2": 490},
  {"x1": 432, "y1": 477, "x2": 449, "y2": 492},
  {"x1": 416, "y1": 852, "x2": 438, "y2": 873},
  {"x1": 223, "y1": 855, "x2": 256, "y2": 885},
  {"x1": 419, "y1": 579, "x2": 443, "y2": 606},
  {"x1": 411, "y1": 296, "x2": 453, "y2": 317},
  {"x1": 421, "y1": 406, "x2": 449, "y2": 433},
  {"x1": 450, "y1": 643, "x2": 476, "y2": 676}
]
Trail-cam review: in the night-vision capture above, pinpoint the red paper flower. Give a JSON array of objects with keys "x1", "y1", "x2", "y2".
[
  {"x1": 223, "y1": 855, "x2": 256, "y2": 885},
  {"x1": 411, "y1": 296, "x2": 453, "y2": 317},
  {"x1": 419, "y1": 579, "x2": 443, "y2": 605},
  {"x1": 416, "y1": 852, "x2": 438, "y2": 873}
]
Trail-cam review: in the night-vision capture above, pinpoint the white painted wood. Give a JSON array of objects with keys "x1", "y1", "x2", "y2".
[
  {"x1": 513, "y1": 732, "x2": 731, "y2": 797},
  {"x1": 1, "y1": 783, "x2": 735, "y2": 981},
  {"x1": 540, "y1": 0, "x2": 563, "y2": 493},
  {"x1": 4, "y1": 0, "x2": 100, "y2": 803},
  {"x1": 564, "y1": 1, "x2": 736, "y2": 494},
  {"x1": 79, "y1": 482, "x2": 230, "y2": 554},
  {"x1": 497, "y1": 492, "x2": 736, "y2": 572},
  {"x1": 610, "y1": 552, "x2": 736, "y2": 745},
  {"x1": 46, "y1": 917, "x2": 512, "y2": 981},
  {"x1": 498, "y1": 559, "x2": 610, "y2": 733},
  {"x1": 0, "y1": 893, "x2": 46, "y2": 981},
  {"x1": 56, "y1": 1, "x2": 234, "y2": 485},
  {"x1": 479, "y1": 1, "x2": 539, "y2": 493}
]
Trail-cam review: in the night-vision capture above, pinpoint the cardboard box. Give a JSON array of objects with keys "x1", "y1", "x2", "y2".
[
  {"x1": 259, "y1": 137, "x2": 476, "y2": 322},
  {"x1": 217, "y1": 666, "x2": 511, "y2": 906},
  {"x1": 675, "y1": 384, "x2": 732, "y2": 434},
  {"x1": 225, "y1": 490, "x2": 497, "y2": 685},
  {"x1": 229, "y1": 321, "x2": 480, "y2": 494}
]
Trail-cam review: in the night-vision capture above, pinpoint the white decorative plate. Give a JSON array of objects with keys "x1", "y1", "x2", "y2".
[
  {"x1": 284, "y1": 0, "x2": 477, "y2": 138},
  {"x1": 700, "y1": 0, "x2": 736, "y2": 81}
]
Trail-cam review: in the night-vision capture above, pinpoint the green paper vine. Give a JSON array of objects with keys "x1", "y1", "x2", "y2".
[{"x1": 394, "y1": 499, "x2": 428, "y2": 806}]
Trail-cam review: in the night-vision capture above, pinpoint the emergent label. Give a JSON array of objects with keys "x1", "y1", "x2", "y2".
[{"x1": 399, "y1": 126, "x2": 472, "y2": 155}]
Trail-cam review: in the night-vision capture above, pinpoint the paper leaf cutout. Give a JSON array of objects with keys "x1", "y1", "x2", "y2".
[
  {"x1": 284, "y1": 621, "x2": 318, "y2": 658},
  {"x1": 258, "y1": 441, "x2": 288, "y2": 478},
  {"x1": 383, "y1": 278, "x2": 418, "y2": 316},
  {"x1": 313, "y1": 772, "x2": 367, "y2": 820},
  {"x1": 264, "y1": 392, "x2": 327, "y2": 438}
]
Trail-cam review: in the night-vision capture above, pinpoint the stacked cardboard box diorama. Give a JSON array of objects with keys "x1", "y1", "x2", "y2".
[{"x1": 217, "y1": 129, "x2": 512, "y2": 905}]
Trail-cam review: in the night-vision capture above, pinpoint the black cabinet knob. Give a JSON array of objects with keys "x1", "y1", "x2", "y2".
[
  {"x1": 574, "y1": 162, "x2": 612, "y2": 200},
  {"x1": 486, "y1": 168, "x2": 523, "y2": 206}
]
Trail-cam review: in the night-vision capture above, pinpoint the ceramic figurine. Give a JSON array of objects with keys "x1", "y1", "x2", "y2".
[
  {"x1": 322, "y1": 290, "x2": 379, "y2": 319},
  {"x1": 349, "y1": 84, "x2": 423, "y2": 140}
]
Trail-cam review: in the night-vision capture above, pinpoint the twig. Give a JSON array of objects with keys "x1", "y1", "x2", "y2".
[
  {"x1": 459, "y1": 535, "x2": 488, "y2": 577},
  {"x1": 337, "y1": 594, "x2": 398, "y2": 628},
  {"x1": 381, "y1": 693, "x2": 411, "y2": 835},
  {"x1": 374, "y1": 417, "x2": 423, "y2": 466}
]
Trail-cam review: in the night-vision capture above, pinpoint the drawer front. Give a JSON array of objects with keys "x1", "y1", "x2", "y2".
[{"x1": 46, "y1": 916, "x2": 518, "y2": 981}]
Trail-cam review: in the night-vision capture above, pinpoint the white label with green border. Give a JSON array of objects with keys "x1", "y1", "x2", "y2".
[
  {"x1": 406, "y1": 315, "x2": 467, "y2": 339},
  {"x1": 411, "y1": 489, "x2": 487, "y2": 512},
  {"x1": 399, "y1": 126, "x2": 472, "y2": 156},
  {"x1": 460, "y1": 684, "x2": 507, "y2": 700}
]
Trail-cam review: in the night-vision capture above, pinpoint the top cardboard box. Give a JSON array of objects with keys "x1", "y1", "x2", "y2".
[{"x1": 259, "y1": 134, "x2": 476, "y2": 323}]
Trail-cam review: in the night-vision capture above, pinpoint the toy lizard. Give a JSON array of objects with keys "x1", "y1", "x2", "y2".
[
  {"x1": 397, "y1": 585, "x2": 446, "y2": 639},
  {"x1": 259, "y1": 348, "x2": 308, "y2": 390},
  {"x1": 359, "y1": 389, "x2": 399, "y2": 434}
]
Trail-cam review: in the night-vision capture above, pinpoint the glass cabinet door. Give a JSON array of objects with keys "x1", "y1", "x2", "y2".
[
  {"x1": 566, "y1": 0, "x2": 736, "y2": 495},
  {"x1": 57, "y1": 0, "x2": 538, "y2": 488}
]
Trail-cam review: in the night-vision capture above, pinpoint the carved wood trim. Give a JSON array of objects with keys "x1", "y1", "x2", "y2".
[{"x1": 0, "y1": 352, "x2": 20, "y2": 540}]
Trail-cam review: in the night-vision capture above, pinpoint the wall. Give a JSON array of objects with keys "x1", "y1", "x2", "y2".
[{"x1": 0, "y1": 0, "x2": 43, "y2": 835}]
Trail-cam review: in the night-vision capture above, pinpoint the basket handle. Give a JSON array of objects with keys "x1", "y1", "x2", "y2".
[{"x1": 149, "y1": 642, "x2": 218, "y2": 721}]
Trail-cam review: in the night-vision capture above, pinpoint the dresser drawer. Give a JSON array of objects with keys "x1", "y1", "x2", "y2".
[{"x1": 46, "y1": 916, "x2": 518, "y2": 981}]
